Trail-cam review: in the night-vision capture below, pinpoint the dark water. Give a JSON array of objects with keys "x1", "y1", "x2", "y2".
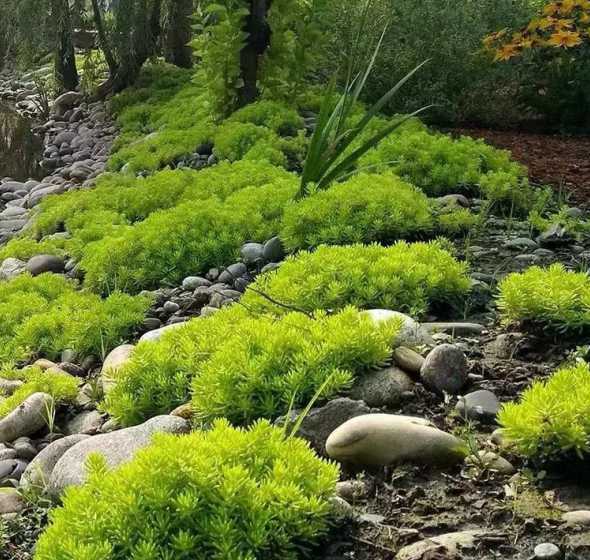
[{"x1": 0, "y1": 103, "x2": 43, "y2": 181}]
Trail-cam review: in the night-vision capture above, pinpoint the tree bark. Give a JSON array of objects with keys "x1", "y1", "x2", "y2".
[
  {"x1": 165, "y1": 0, "x2": 194, "y2": 68},
  {"x1": 52, "y1": 0, "x2": 79, "y2": 92},
  {"x1": 90, "y1": 0, "x2": 118, "y2": 74},
  {"x1": 237, "y1": 0, "x2": 271, "y2": 107}
]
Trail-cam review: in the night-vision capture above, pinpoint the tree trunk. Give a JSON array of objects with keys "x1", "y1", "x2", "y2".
[
  {"x1": 52, "y1": 0, "x2": 79, "y2": 92},
  {"x1": 165, "y1": 0, "x2": 194, "y2": 68},
  {"x1": 91, "y1": 0, "x2": 118, "y2": 74},
  {"x1": 237, "y1": 0, "x2": 271, "y2": 107}
]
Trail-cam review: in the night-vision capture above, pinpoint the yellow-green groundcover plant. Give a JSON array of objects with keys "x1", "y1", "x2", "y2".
[{"x1": 35, "y1": 420, "x2": 339, "y2": 560}]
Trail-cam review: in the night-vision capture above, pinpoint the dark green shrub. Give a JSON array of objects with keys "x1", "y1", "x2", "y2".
[
  {"x1": 242, "y1": 241, "x2": 470, "y2": 317},
  {"x1": 227, "y1": 100, "x2": 304, "y2": 135},
  {"x1": 497, "y1": 264, "x2": 590, "y2": 333},
  {"x1": 499, "y1": 362, "x2": 590, "y2": 462},
  {"x1": 280, "y1": 173, "x2": 433, "y2": 251},
  {"x1": 105, "y1": 306, "x2": 398, "y2": 426},
  {"x1": 0, "y1": 273, "x2": 150, "y2": 365},
  {"x1": 0, "y1": 366, "x2": 78, "y2": 418},
  {"x1": 34, "y1": 419, "x2": 339, "y2": 560}
]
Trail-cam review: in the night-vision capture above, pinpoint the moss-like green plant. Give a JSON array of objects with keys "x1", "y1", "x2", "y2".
[
  {"x1": 359, "y1": 128, "x2": 530, "y2": 208},
  {"x1": 499, "y1": 362, "x2": 590, "y2": 462},
  {"x1": 34, "y1": 419, "x2": 339, "y2": 560},
  {"x1": 280, "y1": 172, "x2": 433, "y2": 251},
  {"x1": 105, "y1": 306, "x2": 398, "y2": 426},
  {"x1": 0, "y1": 273, "x2": 150, "y2": 365},
  {"x1": 436, "y1": 207, "x2": 479, "y2": 235},
  {"x1": 226, "y1": 100, "x2": 304, "y2": 135},
  {"x1": 497, "y1": 264, "x2": 590, "y2": 333},
  {"x1": 242, "y1": 241, "x2": 470, "y2": 317},
  {"x1": 0, "y1": 367, "x2": 79, "y2": 418}
]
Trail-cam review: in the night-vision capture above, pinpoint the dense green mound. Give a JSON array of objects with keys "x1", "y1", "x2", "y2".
[
  {"x1": 0, "y1": 273, "x2": 149, "y2": 365},
  {"x1": 34, "y1": 419, "x2": 339, "y2": 560},
  {"x1": 105, "y1": 306, "x2": 397, "y2": 426},
  {"x1": 499, "y1": 362, "x2": 590, "y2": 462},
  {"x1": 497, "y1": 264, "x2": 590, "y2": 333},
  {"x1": 242, "y1": 241, "x2": 470, "y2": 317}
]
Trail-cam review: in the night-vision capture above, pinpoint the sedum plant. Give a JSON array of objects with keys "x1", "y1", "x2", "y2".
[
  {"x1": 497, "y1": 264, "x2": 590, "y2": 333},
  {"x1": 499, "y1": 361, "x2": 590, "y2": 462},
  {"x1": 281, "y1": 172, "x2": 433, "y2": 251},
  {"x1": 105, "y1": 306, "x2": 398, "y2": 426},
  {"x1": 34, "y1": 419, "x2": 339, "y2": 560},
  {"x1": 0, "y1": 366, "x2": 79, "y2": 419},
  {"x1": 242, "y1": 241, "x2": 470, "y2": 317}
]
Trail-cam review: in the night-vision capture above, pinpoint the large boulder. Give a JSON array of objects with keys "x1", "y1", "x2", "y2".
[
  {"x1": 0, "y1": 393, "x2": 53, "y2": 443},
  {"x1": 326, "y1": 414, "x2": 466, "y2": 467},
  {"x1": 49, "y1": 415, "x2": 190, "y2": 496},
  {"x1": 20, "y1": 434, "x2": 90, "y2": 492},
  {"x1": 363, "y1": 309, "x2": 432, "y2": 347},
  {"x1": 52, "y1": 91, "x2": 82, "y2": 116},
  {"x1": 420, "y1": 344, "x2": 468, "y2": 395},
  {"x1": 26, "y1": 254, "x2": 65, "y2": 276},
  {"x1": 101, "y1": 344, "x2": 135, "y2": 394},
  {"x1": 0, "y1": 257, "x2": 26, "y2": 280},
  {"x1": 139, "y1": 322, "x2": 187, "y2": 343},
  {"x1": 350, "y1": 366, "x2": 413, "y2": 408}
]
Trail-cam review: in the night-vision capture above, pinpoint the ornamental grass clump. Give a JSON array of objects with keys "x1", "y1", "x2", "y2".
[
  {"x1": 105, "y1": 306, "x2": 398, "y2": 426},
  {"x1": 499, "y1": 362, "x2": 590, "y2": 463},
  {"x1": 497, "y1": 264, "x2": 590, "y2": 333},
  {"x1": 280, "y1": 172, "x2": 433, "y2": 251},
  {"x1": 34, "y1": 419, "x2": 339, "y2": 560},
  {"x1": 242, "y1": 241, "x2": 470, "y2": 317}
]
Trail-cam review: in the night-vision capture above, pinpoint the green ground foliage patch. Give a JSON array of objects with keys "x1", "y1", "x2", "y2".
[
  {"x1": 497, "y1": 264, "x2": 590, "y2": 333},
  {"x1": 499, "y1": 361, "x2": 590, "y2": 462},
  {"x1": 34, "y1": 419, "x2": 339, "y2": 560},
  {"x1": 242, "y1": 241, "x2": 470, "y2": 317},
  {"x1": 105, "y1": 306, "x2": 398, "y2": 426}
]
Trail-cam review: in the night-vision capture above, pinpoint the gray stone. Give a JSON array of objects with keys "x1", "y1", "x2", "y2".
[
  {"x1": 13, "y1": 439, "x2": 37, "y2": 461},
  {"x1": 49, "y1": 415, "x2": 190, "y2": 495},
  {"x1": 0, "y1": 258, "x2": 26, "y2": 281},
  {"x1": 240, "y1": 243, "x2": 264, "y2": 265},
  {"x1": 139, "y1": 322, "x2": 187, "y2": 343},
  {"x1": 64, "y1": 410, "x2": 104, "y2": 435},
  {"x1": 350, "y1": 366, "x2": 414, "y2": 408},
  {"x1": 25, "y1": 254, "x2": 65, "y2": 276},
  {"x1": 422, "y1": 322, "x2": 485, "y2": 336},
  {"x1": 537, "y1": 224, "x2": 573, "y2": 247},
  {"x1": 392, "y1": 346, "x2": 424, "y2": 375},
  {"x1": 336, "y1": 480, "x2": 367, "y2": 502},
  {"x1": 262, "y1": 236, "x2": 285, "y2": 263},
  {"x1": 0, "y1": 448, "x2": 17, "y2": 461},
  {"x1": 485, "y1": 332, "x2": 525, "y2": 360},
  {"x1": 503, "y1": 237, "x2": 538, "y2": 251},
  {"x1": 466, "y1": 451, "x2": 515, "y2": 474},
  {"x1": 456, "y1": 390, "x2": 500, "y2": 423},
  {"x1": 182, "y1": 276, "x2": 211, "y2": 291},
  {"x1": 436, "y1": 194, "x2": 470, "y2": 208},
  {"x1": 163, "y1": 301, "x2": 180, "y2": 314},
  {"x1": 0, "y1": 378, "x2": 24, "y2": 396},
  {"x1": 0, "y1": 393, "x2": 53, "y2": 443},
  {"x1": 276, "y1": 398, "x2": 372, "y2": 455},
  {"x1": 0, "y1": 487, "x2": 25, "y2": 514},
  {"x1": 364, "y1": 309, "x2": 432, "y2": 347},
  {"x1": 53, "y1": 91, "x2": 82, "y2": 115},
  {"x1": 101, "y1": 344, "x2": 135, "y2": 394},
  {"x1": 421, "y1": 344, "x2": 468, "y2": 395},
  {"x1": 326, "y1": 414, "x2": 466, "y2": 467},
  {"x1": 54, "y1": 130, "x2": 77, "y2": 146},
  {"x1": 563, "y1": 510, "x2": 590, "y2": 526},
  {"x1": 20, "y1": 434, "x2": 89, "y2": 492},
  {"x1": 534, "y1": 543, "x2": 562, "y2": 560}
]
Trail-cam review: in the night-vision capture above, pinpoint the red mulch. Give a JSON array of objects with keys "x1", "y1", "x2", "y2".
[{"x1": 452, "y1": 128, "x2": 590, "y2": 205}]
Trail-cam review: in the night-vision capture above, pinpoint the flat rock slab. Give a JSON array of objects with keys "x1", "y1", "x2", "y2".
[{"x1": 49, "y1": 415, "x2": 190, "y2": 496}]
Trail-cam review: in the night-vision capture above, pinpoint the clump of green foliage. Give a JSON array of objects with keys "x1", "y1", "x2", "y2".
[
  {"x1": 497, "y1": 264, "x2": 590, "y2": 333},
  {"x1": 227, "y1": 100, "x2": 304, "y2": 135},
  {"x1": 105, "y1": 306, "x2": 397, "y2": 426},
  {"x1": 242, "y1": 241, "x2": 470, "y2": 317},
  {"x1": 81, "y1": 178, "x2": 298, "y2": 293},
  {"x1": 436, "y1": 207, "x2": 479, "y2": 235},
  {"x1": 528, "y1": 206, "x2": 590, "y2": 238},
  {"x1": 35, "y1": 419, "x2": 339, "y2": 560},
  {"x1": 499, "y1": 361, "x2": 590, "y2": 462},
  {"x1": 0, "y1": 273, "x2": 150, "y2": 365},
  {"x1": 0, "y1": 366, "x2": 78, "y2": 419},
  {"x1": 281, "y1": 173, "x2": 433, "y2": 251},
  {"x1": 359, "y1": 129, "x2": 531, "y2": 209}
]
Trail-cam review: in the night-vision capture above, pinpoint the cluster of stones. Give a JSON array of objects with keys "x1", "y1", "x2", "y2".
[
  {"x1": 0, "y1": 90, "x2": 116, "y2": 244},
  {"x1": 0, "y1": 68, "x2": 50, "y2": 118}
]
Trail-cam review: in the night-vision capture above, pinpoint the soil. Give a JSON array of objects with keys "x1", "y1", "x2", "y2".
[{"x1": 451, "y1": 128, "x2": 590, "y2": 207}]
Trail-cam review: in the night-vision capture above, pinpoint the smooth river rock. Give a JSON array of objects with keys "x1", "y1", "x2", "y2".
[
  {"x1": 420, "y1": 344, "x2": 468, "y2": 395},
  {"x1": 364, "y1": 309, "x2": 432, "y2": 347},
  {"x1": 326, "y1": 414, "x2": 466, "y2": 467},
  {"x1": 396, "y1": 529, "x2": 485, "y2": 560},
  {"x1": 101, "y1": 344, "x2": 135, "y2": 394},
  {"x1": 49, "y1": 415, "x2": 190, "y2": 496},
  {"x1": 350, "y1": 366, "x2": 414, "y2": 408},
  {"x1": 0, "y1": 393, "x2": 53, "y2": 443}
]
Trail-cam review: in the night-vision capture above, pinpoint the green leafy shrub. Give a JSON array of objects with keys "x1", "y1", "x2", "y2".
[
  {"x1": 35, "y1": 419, "x2": 339, "y2": 560},
  {"x1": 280, "y1": 172, "x2": 433, "y2": 251},
  {"x1": 227, "y1": 100, "x2": 304, "y2": 135},
  {"x1": 242, "y1": 241, "x2": 470, "y2": 317},
  {"x1": 499, "y1": 362, "x2": 590, "y2": 462},
  {"x1": 105, "y1": 306, "x2": 398, "y2": 426},
  {"x1": 528, "y1": 206, "x2": 590, "y2": 239},
  {"x1": 0, "y1": 273, "x2": 150, "y2": 364},
  {"x1": 497, "y1": 264, "x2": 590, "y2": 333},
  {"x1": 81, "y1": 178, "x2": 298, "y2": 293},
  {"x1": 359, "y1": 129, "x2": 530, "y2": 208},
  {"x1": 436, "y1": 208, "x2": 479, "y2": 235},
  {"x1": 0, "y1": 367, "x2": 78, "y2": 418},
  {"x1": 213, "y1": 122, "x2": 277, "y2": 162}
]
